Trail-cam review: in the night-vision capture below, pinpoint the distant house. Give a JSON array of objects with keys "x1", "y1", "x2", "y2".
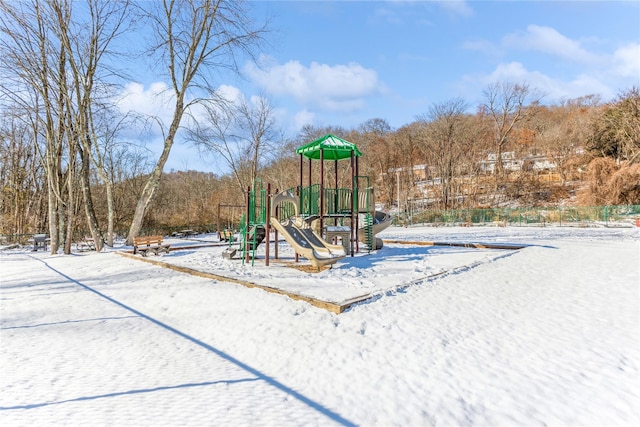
[
  {"x1": 388, "y1": 164, "x2": 430, "y2": 181},
  {"x1": 479, "y1": 152, "x2": 521, "y2": 173},
  {"x1": 412, "y1": 164, "x2": 428, "y2": 181},
  {"x1": 479, "y1": 152, "x2": 557, "y2": 173},
  {"x1": 522, "y1": 155, "x2": 557, "y2": 172}
]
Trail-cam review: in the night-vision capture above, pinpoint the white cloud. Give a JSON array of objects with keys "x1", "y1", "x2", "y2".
[
  {"x1": 459, "y1": 23, "x2": 637, "y2": 104},
  {"x1": 112, "y1": 81, "x2": 178, "y2": 140},
  {"x1": 216, "y1": 84, "x2": 244, "y2": 105},
  {"x1": 292, "y1": 109, "x2": 315, "y2": 131},
  {"x1": 117, "y1": 81, "x2": 173, "y2": 118},
  {"x1": 502, "y1": 25, "x2": 600, "y2": 64},
  {"x1": 611, "y1": 43, "x2": 640, "y2": 78},
  {"x1": 115, "y1": 81, "x2": 253, "y2": 133},
  {"x1": 461, "y1": 61, "x2": 615, "y2": 103},
  {"x1": 245, "y1": 60, "x2": 382, "y2": 113},
  {"x1": 485, "y1": 62, "x2": 536, "y2": 81},
  {"x1": 436, "y1": 0, "x2": 473, "y2": 17}
]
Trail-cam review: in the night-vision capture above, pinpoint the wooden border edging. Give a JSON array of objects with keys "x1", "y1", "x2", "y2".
[
  {"x1": 116, "y1": 240, "x2": 524, "y2": 314},
  {"x1": 383, "y1": 240, "x2": 527, "y2": 250},
  {"x1": 116, "y1": 251, "x2": 355, "y2": 314}
]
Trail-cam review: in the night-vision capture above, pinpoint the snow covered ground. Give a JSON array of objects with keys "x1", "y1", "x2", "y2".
[{"x1": 1, "y1": 225, "x2": 639, "y2": 426}]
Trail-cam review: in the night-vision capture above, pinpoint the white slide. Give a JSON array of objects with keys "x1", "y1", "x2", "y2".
[{"x1": 271, "y1": 217, "x2": 346, "y2": 269}]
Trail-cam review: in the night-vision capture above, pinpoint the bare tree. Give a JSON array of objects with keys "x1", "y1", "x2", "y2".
[
  {"x1": 0, "y1": 0, "x2": 71, "y2": 252},
  {"x1": 588, "y1": 86, "x2": 640, "y2": 164},
  {"x1": 0, "y1": 109, "x2": 46, "y2": 236},
  {"x1": 355, "y1": 118, "x2": 392, "y2": 185},
  {"x1": 259, "y1": 138, "x2": 299, "y2": 193},
  {"x1": 481, "y1": 81, "x2": 545, "y2": 176},
  {"x1": 417, "y1": 98, "x2": 473, "y2": 209},
  {"x1": 1, "y1": 0, "x2": 132, "y2": 252},
  {"x1": 237, "y1": 95, "x2": 280, "y2": 187},
  {"x1": 192, "y1": 93, "x2": 281, "y2": 193},
  {"x1": 125, "y1": 0, "x2": 268, "y2": 244},
  {"x1": 52, "y1": 0, "x2": 132, "y2": 251},
  {"x1": 89, "y1": 108, "x2": 142, "y2": 246}
]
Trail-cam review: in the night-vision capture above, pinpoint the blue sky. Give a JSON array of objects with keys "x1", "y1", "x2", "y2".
[
  {"x1": 245, "y1": 0, "x2": 639, "y2": 128},
  {"x1": 121, "y1": 0, "x2": 640, "y2": 171}
]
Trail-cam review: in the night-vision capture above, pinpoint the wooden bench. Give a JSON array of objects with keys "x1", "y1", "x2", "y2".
[
  {"x1": 218, "y1": 229, "x2": 235, "y2": 242},
  {"x1": 77, "y1": 236, "x2": 96, "y2": 251},
  {"x1": 133, "y1": 235, "x2": 171, "y2": 257}
]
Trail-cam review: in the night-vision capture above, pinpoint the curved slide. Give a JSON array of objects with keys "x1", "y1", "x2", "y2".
[
  {"x1": 357, "y1": 210, "x2": 393, "y2": 250},
  {"x1": 270, "y1": 217, "x2": 346, "y2": 269}
]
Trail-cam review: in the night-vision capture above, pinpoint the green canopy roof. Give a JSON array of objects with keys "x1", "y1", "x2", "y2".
[{"x1": 295, "y1": 134, "x2": 362, "y2": 160}]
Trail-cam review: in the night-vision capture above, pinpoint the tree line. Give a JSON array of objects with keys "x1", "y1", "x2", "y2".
[
  {"x1": 0, "y1": 0, "x2": 267, "y2": 252},
  {"x1": 1, "y1": 1, "x2": 639, "y2": 252}
]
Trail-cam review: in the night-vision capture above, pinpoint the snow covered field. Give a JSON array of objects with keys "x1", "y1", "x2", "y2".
[{"x1": 1, "y1": 225, "x2": 639, "y2": 426}]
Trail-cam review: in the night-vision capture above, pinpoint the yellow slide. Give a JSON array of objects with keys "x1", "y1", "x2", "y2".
[{"x1": 270, "y1": 217, "x2": 346, "y2": 269}]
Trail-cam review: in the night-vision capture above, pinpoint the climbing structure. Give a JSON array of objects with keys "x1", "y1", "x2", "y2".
[
  {"x1": 291, "y1": 134, "x2": 391, "y2": 255},
  {"x1": 239, "y1": 179, "x2": 269, "y2": 265},
  {"x1": 226, "y1": 135, "x2": 391, "y2": 270}
]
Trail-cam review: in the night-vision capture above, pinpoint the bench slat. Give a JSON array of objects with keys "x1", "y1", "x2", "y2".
[{"x1": 133, "y1": 235, "x2": 170, "y2": 256}]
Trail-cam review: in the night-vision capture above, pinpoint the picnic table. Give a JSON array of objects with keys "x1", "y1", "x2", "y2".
[
  {"x1": 77, "y1": 236, "x2": 96, "y2": 251},
  {"x1": 172, "y1": 229, "x2": 198, "y2": 238},
  {"x1": 29, "y1": 233, "x2": 50, "y2": 251}
]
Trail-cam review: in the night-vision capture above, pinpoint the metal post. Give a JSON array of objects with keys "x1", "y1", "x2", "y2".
[
  {"x1": 245, "y1": 186, "x2": 250, "y2": 264},
  {"x1": 355, "y1": 154, "x2": 359, "y2": 253},
  {"x1": 265, "y1": 183, "x2": 270, "y2": 267},
  {"x1": 397, "y1": 169, "x2": 401, "y2": 218},
  {"x1": 320, "y1": 148, "x2": 324, "y2": 233},
  {"x1": 350, "y1": 151, "x2": 355, "y2": 257},
  {"x1": 334, "y1": 159, "x2": 339, "y2": 225},
  {"x1": 274, "y1": 188, "x2": 279, "y2": 260},
  {"x1": 299, "y1": 153, "x2": 303, "y2": 215}
]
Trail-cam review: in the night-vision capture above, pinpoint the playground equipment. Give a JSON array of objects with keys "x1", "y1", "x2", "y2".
[
  {"x1": 293, "y1": 134, "x2": 391, "y2": 253},
  {"x1": 271, "y1": 191, "x2": 346, "y2": 269},
  {"x1": 225, "y1": 134, "x2": 391, "y2": 270},
  {"x1": 238, "y1": 179, "x2": 269, "y2": 265},
  {"x1": 216, "y1": 202, "x2": 244, "y2": 242}
]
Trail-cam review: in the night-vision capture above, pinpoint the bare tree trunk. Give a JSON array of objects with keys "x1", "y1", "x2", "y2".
[
  {"x1": 105, "y1": 181, "x2": 115, "y2": 246},
  {"x1": 46, "y1": 178, "x2": 58, "y2": 252},
  {"x1": 78, "y1": 144, "x2": 104, "y2": 251},
  {"x1": 127, "y1": 101, "x2": 183, "y2": 243},
  {"x1": 64, "y1": 167, "x2": 74, "y2": 255},
  {"x1": 126, "y1": 0, "x2": 266, "y2": 243}
]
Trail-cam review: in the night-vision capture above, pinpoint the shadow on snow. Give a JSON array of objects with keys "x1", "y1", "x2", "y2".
[{"x1": 2, "y1": 257, "x2": 357, "y2": 427}]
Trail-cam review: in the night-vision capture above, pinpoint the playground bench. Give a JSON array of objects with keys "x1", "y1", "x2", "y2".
[
  {"x1": 219, "y1": 229, "x2": 235, "y2": 242},
  {"x1": 133, "y1": 235, "x2": 171, "y2": 257},
  {"x1": 77, "y1": 236, "x2": 96, "y2": 251}
]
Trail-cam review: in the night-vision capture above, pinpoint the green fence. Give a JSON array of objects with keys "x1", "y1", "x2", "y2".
[
  {"x1": 5, "y1": 205, "x2": 638, "y2": 248},
  {"x1": 393, "y1": 205, "x2": 640, "y2": 227}
]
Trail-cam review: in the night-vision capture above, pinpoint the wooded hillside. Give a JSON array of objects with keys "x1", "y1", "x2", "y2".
[
  {"x1": 1, "y1": 2, "x2": 638, "y2": 250},
  {"x1": 3, "y1": 86, "x2": 639, "y2": 240}
]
